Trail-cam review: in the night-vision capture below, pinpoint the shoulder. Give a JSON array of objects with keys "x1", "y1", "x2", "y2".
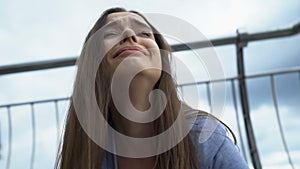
[
  {"x1": 188, "y1": 114, "x2": 249, "y2": 169},
  {"x1": 189, "y1": 113, "x2": 228, "y2": 143}
]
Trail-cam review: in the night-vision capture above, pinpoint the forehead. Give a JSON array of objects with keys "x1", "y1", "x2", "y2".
[{"x1": 106, "y1": 12, "x2": 149, "y2": 27}]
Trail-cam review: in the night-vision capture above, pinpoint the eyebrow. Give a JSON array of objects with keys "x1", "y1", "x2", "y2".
[
  {"x1": 132, "y1": 19, "x2": 152, "y2": 29},
  {"x1": 104, "y1": 18, "x2": 152, "y2": 30}
]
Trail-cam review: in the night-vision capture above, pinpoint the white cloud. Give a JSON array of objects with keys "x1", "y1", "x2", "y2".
[
  {"x1": 1, "y1": 0, "x2": 299, "y2": 65},
  {"x1": 250, "y1": 104, "x2": 300, "y2": 167},
  {"x1": 0, "y1": 67, "x2": 75, "y2": 104},
  {"x1": 0, "y1": 0, "x2": 299, "y2": 168},
  {"x1": 258, "y1": 150, "x2": 300, "y2": 169},
  {"x1": 0, "y1": 103, "x2": 64, "y2": 169},
  {"x1": 182, "y1": 93, "x2": 300, "y2": 168}
]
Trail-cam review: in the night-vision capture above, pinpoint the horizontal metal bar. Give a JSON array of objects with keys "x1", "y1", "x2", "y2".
[
  {"x1": 178, "y1": 66, "x2": 300, "y2": 87},
  {"x1": 1, "y1": 67, "x2": 299, "y2": 108},
  {"x1": 0, "y1": 57, "x2": 77, "y2": 75},
  {"x1": 0, "y1": 22, "x2": 299, "y2": 75},
  {"x1": 0, "y1": 97, "x2": 70, "y2": 108},
  {"x1": 172, "y1": 22, "x2": 300, "y2": 51},
  {"x1": 246, "y1": 66, "x2": 300, "y2": 79}
]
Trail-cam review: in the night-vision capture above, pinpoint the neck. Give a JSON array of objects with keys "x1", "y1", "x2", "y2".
[
  {"x1": 117, "y1": 156, "x2": 156, "y2": 169},
  {"x1": 129, "y1": 76, "x2": 153, "y2": 111},
  {"x1": 111, "y1": 76, "x2": 156, "y2": 138}
]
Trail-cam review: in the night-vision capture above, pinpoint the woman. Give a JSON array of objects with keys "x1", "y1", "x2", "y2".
[{"x1": 55, "y1": 7, "x2": 249, "y2": 169}]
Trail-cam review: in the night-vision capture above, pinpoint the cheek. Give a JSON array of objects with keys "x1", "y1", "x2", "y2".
[
  {"x1": 145, "y1": 40, "x2": 160, "y2": 56},
  {"x1": 154, "y1": 52, "x2": 162, "y2": 69},
  {"x1": 103, "y1": 40, "x2": 116, "y2": 55},
  {"x1": 150, "y1": 43, "x2": 162, "y2": 68}
]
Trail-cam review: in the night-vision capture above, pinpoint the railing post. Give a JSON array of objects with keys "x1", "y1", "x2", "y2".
[
  {"x1": 6, "y1": 106, "x2": 12, "y2": 169},
  {"x1": 30, "y1": 103, "x2": 36, "y2": 169},
  {"x1": 236, "y1": 31, "x2": 262, "y2": 169}
]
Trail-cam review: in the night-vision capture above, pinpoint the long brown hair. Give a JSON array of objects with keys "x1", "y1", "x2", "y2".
[{"x1": 55, "y1": 7, "x2": 235, "y2": 169}]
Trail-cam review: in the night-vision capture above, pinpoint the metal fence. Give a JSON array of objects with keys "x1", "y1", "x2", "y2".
[{"x1": 0, "y1": 22, "x2": 299, "y2": 169}]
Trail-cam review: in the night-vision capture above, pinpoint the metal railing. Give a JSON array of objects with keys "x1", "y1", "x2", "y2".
[
  {"x1": 0, "y1": 98, "x2": 69, "y2": 169},
  {"x1": 0, "y1": 21, "x2": 299, "y2": 169}
]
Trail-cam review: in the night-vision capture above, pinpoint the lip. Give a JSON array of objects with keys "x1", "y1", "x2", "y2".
[{"x1": 113, "y1": 46, "x2": 148, "y2": 58}]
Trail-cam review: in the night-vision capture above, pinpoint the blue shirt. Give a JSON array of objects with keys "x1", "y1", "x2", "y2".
[{"x1": 101, "y1": 116, "x2": 249, "y2": 169}]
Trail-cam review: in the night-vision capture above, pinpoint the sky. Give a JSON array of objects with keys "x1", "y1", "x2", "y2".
[{"x1": 0, "y1": 0, "x2": 300, "y2": 168}]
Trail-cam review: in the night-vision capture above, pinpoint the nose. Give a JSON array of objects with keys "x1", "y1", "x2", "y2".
[{"x1": 120, "y1": 28, "x2": 137, "y2": 44}]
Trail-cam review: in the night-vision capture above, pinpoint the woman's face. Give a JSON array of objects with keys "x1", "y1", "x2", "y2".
[{"x1": 100, "y1": 12, "x2": 162, "y2": 84}]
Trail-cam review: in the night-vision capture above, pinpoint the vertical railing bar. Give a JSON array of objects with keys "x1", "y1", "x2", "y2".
[
  {"x1": 6, "y1": 106, "x2": 12, "y2": 169},
  {"x1": 236, "y1": 31, "x2": 261, "y2": 168},
  {"x1": 270, "y1": 75, "x2": 295, "y2": 169},
  {"x1": 205, "y1": 82, "x2": 212, "y2": 113},
  {"x1": 231, "y1": 80, "x2": 247, "y2": 162},
  {"x1": 178, "y1": 86, "x2": 185, "y2": 101},
  {"x1": 0, "y1": 120, "x2": 2, "y2": 160},
  {"x1": 30, "y1": 103, "x2": 36, "y2": 169},
  {"x1": 54, "y1": 100, "x2": 60, "y2": 147},
  {"x1": 298, "y1": 71, "x2": 300, "y2": 85}
]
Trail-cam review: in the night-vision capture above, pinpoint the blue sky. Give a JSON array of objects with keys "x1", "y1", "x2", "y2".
[{"x1": 0, "y1": 0, "x2": 300, "y2": 168}]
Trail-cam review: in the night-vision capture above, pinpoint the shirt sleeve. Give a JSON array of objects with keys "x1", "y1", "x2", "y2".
[{"x1": 190, "y1": 116, "x2": 249, "y2": 169}]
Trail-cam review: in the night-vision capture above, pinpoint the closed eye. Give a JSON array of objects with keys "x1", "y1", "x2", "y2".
[
  {"x1": 138, "y1": 32, "x2": 152, "y2": 38},
  {"x1": 104, "y1": 32, "x2": 119, "y2": 38}
]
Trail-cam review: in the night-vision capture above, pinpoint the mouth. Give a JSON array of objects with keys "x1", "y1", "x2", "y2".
[{"x1": 113, "y1": 46, "x2": 148, "y2": 58}]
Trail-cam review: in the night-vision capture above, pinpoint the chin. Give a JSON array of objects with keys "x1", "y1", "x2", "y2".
[{"x1": 133, "y1": 69, "x2": 161, "y2": 85}]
